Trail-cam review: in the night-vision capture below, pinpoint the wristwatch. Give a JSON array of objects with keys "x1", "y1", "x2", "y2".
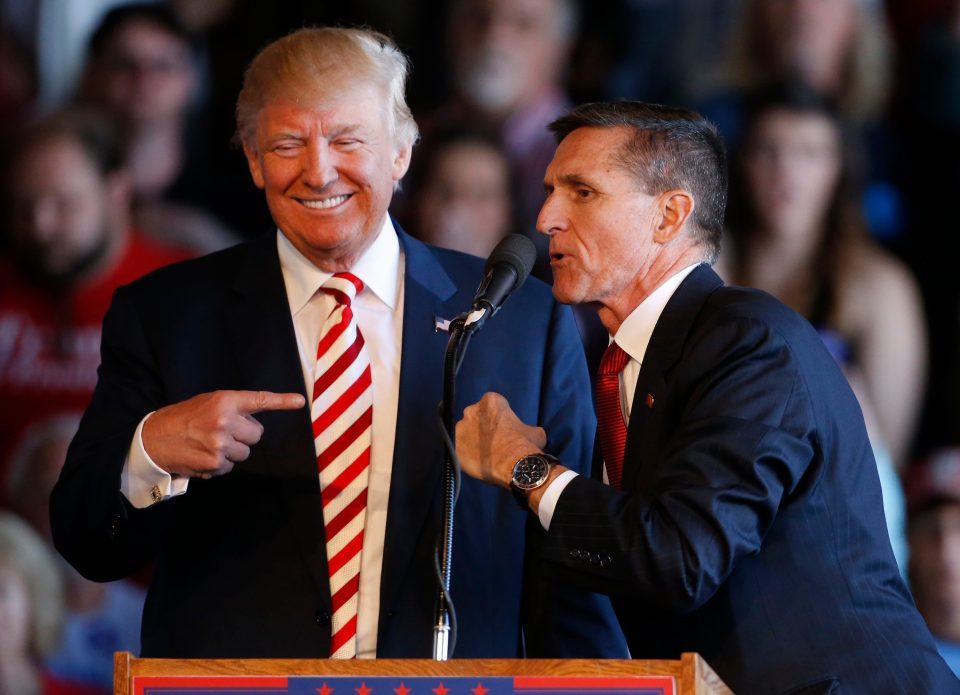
[{"x1": 509, "y1": 453, "x2": 559, "y2": 509}]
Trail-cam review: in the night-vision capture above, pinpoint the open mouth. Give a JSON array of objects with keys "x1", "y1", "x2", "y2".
[{"x1": 299, "y1": 194, "x2": 351, "y2": 210}]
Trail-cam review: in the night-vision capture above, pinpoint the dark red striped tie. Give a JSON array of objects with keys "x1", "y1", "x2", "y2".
[
  {"x1": 596, "y1": 342, "x2": 630, "y2": 489},
  {"x1": 311, "y1": 272, "x2": 372, "y2": 659}
]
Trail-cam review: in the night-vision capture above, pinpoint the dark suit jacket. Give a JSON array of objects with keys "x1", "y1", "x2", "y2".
[
  {"x1": 51, "y1": 228, "x2": 626, "y2": 659},
  {"x1": 543, "y1": 266, "x2": 958, "y2": 694}
]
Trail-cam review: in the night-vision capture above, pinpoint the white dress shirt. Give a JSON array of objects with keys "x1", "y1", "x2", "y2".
[
  {"x1": 537, "y1": 263, "x2": 701, "y2": 531},
  {"x1": 121, "y1": 215, "x2": 405, "y2": 658}
]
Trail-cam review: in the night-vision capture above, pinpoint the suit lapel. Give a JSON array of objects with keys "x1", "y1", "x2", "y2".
[
  {"x1": 621, "y1": 265, "x2": 723, "y2": 490},
  {"x1": 378, "y1": 228, "x2": 460, "y2": 618},
  {"x1": 222, "y1": 234, "x2": 307, "y2": 402},
  {"x1": 222, "y1": 233, "x2": 331, "y2": 600}
]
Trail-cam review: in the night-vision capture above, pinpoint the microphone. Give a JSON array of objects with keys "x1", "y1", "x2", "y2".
[{"x1": 464, "y1": 234, "x2": 537, "y2": 330}]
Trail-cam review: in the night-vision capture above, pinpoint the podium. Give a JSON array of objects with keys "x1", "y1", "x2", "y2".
[{"x1": 114, "y1": 652, "x2": 733, "y2": 694}]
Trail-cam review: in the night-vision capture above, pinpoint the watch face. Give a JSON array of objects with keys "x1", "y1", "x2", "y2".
[{"x1": 512, "y1": 456, "x2": 549, "y2": 490}]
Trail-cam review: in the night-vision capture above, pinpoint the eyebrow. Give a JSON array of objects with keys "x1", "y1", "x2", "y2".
[
  {"x1": 544, "y1": 172, "x2": 600, "y2": 192},
  {"x1": 266, "y1": 131, "x2": 303, "y2": 143},
  {"x1": 326, "y1": 124, "x2": 366, "y2": 139},
  {"x1": 264, "y1": 124, "x2": 366, "y2": 145}
]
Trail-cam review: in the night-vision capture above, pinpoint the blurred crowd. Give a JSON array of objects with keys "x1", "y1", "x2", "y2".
[{"x1": 4, "y1": 0, "x2": 960, "y2": 690}]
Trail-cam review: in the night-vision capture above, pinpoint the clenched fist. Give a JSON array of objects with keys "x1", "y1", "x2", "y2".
[{"x1": 456, "y1": 392, "x2": 547, "y2": 488}]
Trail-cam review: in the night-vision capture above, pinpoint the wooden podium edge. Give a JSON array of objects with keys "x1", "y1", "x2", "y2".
[
  {"x1": 681, "y1": 652, "x2": 734, "y2": 695},
  {"x1": 116, "y1": 652, "x2": 732, "y2": 694},
  {"x1": 114, "y1": 651, "x2": 131, "y2": 695}
]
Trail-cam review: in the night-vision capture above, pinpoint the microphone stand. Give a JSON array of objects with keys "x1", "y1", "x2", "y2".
[
  {"x1": 432, "y1": 307, "x2": 483, "y2": 660},
  {"x1": 428, "y1": 234, "x2": 532, "y2": 659}
]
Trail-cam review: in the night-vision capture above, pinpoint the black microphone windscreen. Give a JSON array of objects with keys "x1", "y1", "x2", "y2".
[{"x1": 484, "y1": 234, "x2": 536, "y2": 291}]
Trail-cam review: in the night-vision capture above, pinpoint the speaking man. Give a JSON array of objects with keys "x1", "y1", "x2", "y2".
[{"x1": 456, "y1": 101, "x2": 958, "y2": 692}]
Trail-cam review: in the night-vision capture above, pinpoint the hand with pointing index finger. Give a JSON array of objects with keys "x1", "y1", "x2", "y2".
[{"x1": 142, "y1": 390, "x2": 306, "y2": 479}]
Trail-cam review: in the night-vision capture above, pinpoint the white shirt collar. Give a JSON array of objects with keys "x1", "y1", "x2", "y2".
[
  {"x1": 277, "y1": 215, "x2": 402, "y2": 313},
  {"x1": 613, "y1": 263, "x2": 701, "y2": 363}
]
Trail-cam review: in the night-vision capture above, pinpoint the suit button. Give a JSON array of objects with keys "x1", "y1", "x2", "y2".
[
  {"x1": 588, "y1": 553, "x2": 601, "y2": 565},
  {"x1": 315, "y1": 609, "x2": 330, "y2": 626},
  {"x1": 569, "y1": 549, "x2": 582, "y2": 560},
  {"x1": 107, "y1": 516, "x2": 122, "y2": 540},
  {"x1": 599, "y1": 555, "x2": 612, "y2": 568}
]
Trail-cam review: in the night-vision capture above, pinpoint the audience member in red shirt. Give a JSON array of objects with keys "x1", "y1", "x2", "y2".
[{"x1": 0, "y1": 108, "x2": 192, "y2": 502}]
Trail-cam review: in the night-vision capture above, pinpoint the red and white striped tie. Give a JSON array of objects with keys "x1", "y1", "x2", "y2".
[{"x1": 311, "y1": 272, "x2": 372, "y2": 659}]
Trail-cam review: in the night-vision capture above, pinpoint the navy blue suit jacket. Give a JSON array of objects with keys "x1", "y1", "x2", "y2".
[
  {"x1": 51, "y1": 228, "x2": 626, "y2": 659},
  {"x1": 543, "y1": 266, "x2": 957, "y2": 694}
]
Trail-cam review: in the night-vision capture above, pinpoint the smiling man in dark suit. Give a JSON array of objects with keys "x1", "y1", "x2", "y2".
[
  {"x1": 456, "y1": 101, "x2": 959, "y2": 693},
  {"x1": 50, "y1": 26, "x2": 625, "y2": 660}
]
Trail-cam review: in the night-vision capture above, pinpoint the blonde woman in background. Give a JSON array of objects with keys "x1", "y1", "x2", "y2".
[{"x1": 0, "y1": 513, "x2": 100, "y2": 695}]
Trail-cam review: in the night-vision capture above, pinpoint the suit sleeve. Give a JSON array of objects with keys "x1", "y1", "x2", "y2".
[
  {"x1": 51, "y1": 285, "x2": 174, "y2": 582},
  {"x1": 542, "y1": 314, "x2": 818, "y2": 614},
  {"x1": 520, "y1": 299, "x2": 629, "y2": 657}
]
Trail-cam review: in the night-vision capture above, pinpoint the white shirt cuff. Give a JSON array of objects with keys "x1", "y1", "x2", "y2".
[
  {"x1": 121, "y1": 412, "x2": 190, "y2": 508},
  {"x1": 537, "y1": 469, "x2": 578, "y2": 531}
]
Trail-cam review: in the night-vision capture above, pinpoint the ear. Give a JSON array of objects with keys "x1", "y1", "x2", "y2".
[
  {"x1": 243, "y1": 142, "x2": 265, "y2": 189},
  {"x1": 391, "y1": 140, "x2": 413, "y2": 182},
  {"x1": 653, "y1": 190, "x2": 695, "y2": 244}
]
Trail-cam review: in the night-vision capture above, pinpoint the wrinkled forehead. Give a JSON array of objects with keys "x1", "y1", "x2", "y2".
[
  {"x1": 552, "y1": 126, "x2": 631, "y2": 166},
  {"x1": 252, "y1": 79, "x2": 392, "y2": 136},
  {"x1": 260, "y1": 58, "x2": 390, "y2": 116}
]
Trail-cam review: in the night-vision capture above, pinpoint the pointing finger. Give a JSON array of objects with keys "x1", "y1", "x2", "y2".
[{"x1": 234, "y1": 390, "x2": 306, "y2": 415}]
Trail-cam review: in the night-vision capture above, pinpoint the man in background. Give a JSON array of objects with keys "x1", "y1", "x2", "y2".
[
  {"x1": 0, "y1": 107, "x2": 189, "y2": 500},
  {"x1": 76, "y1": 2, "x2": 242, "y2": 252},
  {"x1": 431, "y1": 0, "x2": 576, "y2": 275}
]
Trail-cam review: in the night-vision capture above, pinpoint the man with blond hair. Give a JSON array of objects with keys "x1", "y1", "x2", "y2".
[{"x1": 51, "y1": 27, "x2": 624, "y2": 660}]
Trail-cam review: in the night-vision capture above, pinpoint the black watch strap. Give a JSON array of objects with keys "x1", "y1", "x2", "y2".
[{"x1": 511, "y1": 481, "x2": 531, "y2": 509}]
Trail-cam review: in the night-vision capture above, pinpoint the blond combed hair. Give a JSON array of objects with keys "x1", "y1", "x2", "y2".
[{"x1": 235, "y1": 26, "x2": 419, "y2": 153}]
